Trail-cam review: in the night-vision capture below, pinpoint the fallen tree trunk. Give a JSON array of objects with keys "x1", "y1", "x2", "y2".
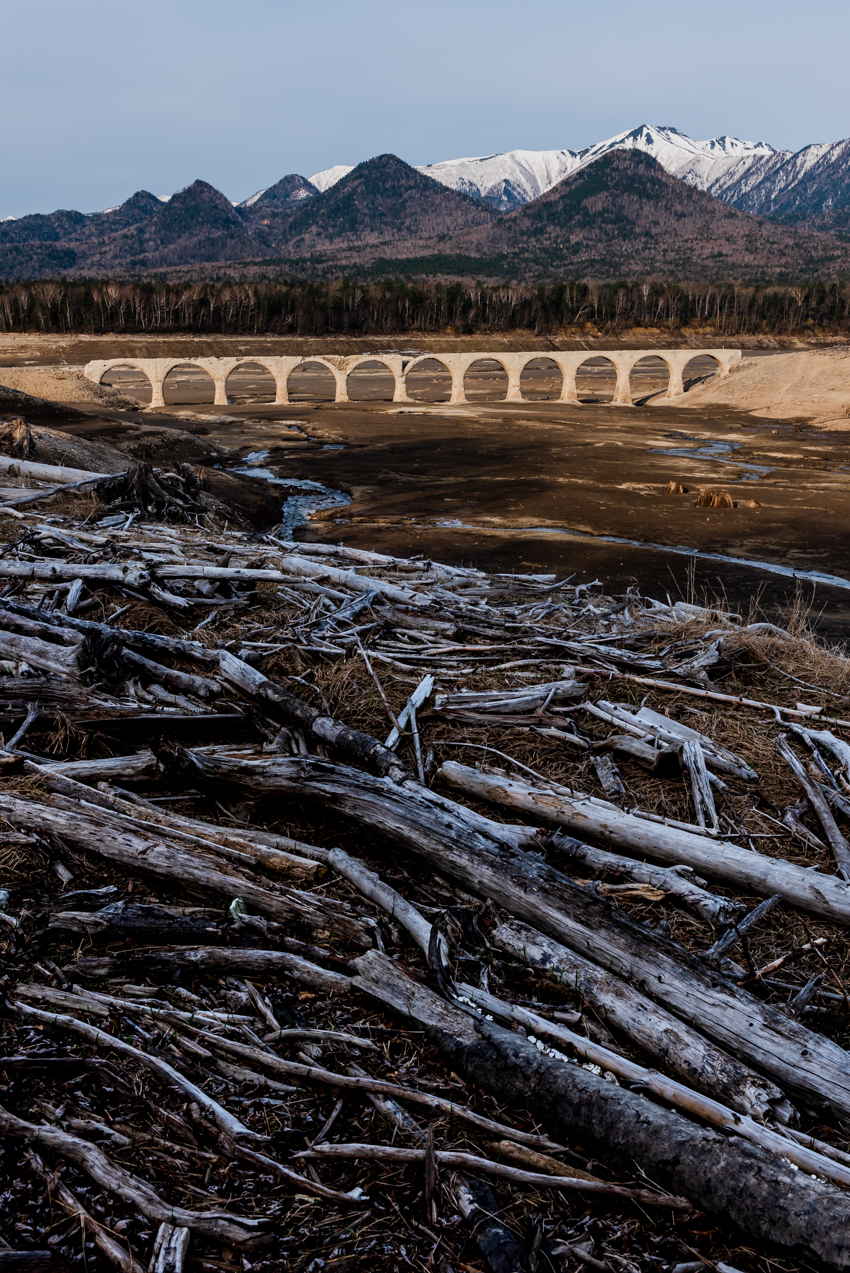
[
  {"x1": 0, "y1": 455, "x2": 110, "y2": 484},
  {"x1": 0, "y1": 628, "x2": 82, "y2": 677},
  {"x1": 0, "y1": 601, "x2": 219, "y2": 664},
  {"x1": 0, "y1": 793, "x2": 369, "y2": 946},
  {"x1": 353, "y1": 950, "x2": 850, "y2": 1271},
  {"x1": 439, "y1": 760, "x2": 850, "y2": 925},
  {"x1": 70, "y1": 945, "x2": 353, "y2": 995},
  {"x1": 155, "y1": 559, "x2": 429, "y2": 608},
  {"x1": 116, "y1": 647, "x2": 222, "y2": 701},
  {"x1": 0, "y1": 561, "x2": 150, "y2": 586},
  {"x1": 311, "y1": 844, "x2": 777, "y2": 1118},
  {"x1": 550, "y1": 832, "x2": 745, "y2": 925},
  {"x1": 29, "y1": 773, "x2": 322, "y2": 883},
  {"x1": 166, "y1": 749, "x2": 850, "y2": 1123},
  {"x1": 217, "y1": 650, "x2": 414, "y2": 782}
]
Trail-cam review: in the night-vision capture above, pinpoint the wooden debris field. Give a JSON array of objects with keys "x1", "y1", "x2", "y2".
[{"x1": 2, "y1": 457, "x2": 850, "y2": 1273}]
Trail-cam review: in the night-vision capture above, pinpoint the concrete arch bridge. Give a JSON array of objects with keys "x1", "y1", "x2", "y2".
[{"x1": 83, "y1": 349, "x2": 741, "y2": 409}]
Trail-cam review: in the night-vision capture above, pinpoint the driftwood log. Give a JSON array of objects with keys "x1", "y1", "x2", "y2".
[
  {"x1": 439, "y1": 760, "x2": 850, "y2": 923},
  {"x1": 164, "y1": 748, "x2": 850, "y2": 1123},
  {"x1": 353, "y1": 950, "x2": 850, "y2": 1271}
]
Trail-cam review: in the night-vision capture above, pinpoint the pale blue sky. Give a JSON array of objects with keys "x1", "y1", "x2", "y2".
[{"x1": 2, "y1": 0, "x2": 848, "y2": 218}]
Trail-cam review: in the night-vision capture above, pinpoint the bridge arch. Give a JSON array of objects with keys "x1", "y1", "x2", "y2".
[
  {"x1": 575, "y1": 355, "x2": 618, "y2": 404},
  {"x1": 346, "y1": 357, "x2": 398, "y2": 402},
  {"x1": 403, "y1": 355, "x2": 456, "y2": 404},
  {"x1": 682, "y1": 352, "x2": 723, "y2": 393},
  {"x1": 162, "y1": 362, "x2": 216, "y2": 406},
  {"x1": 519, "y1": 356, "x2": 563, "y2": 401},
  {"x1": 287, "y1": 358, "x2": 339, "y2": 402},
  {"x1": 629, "y1": 355, "x2": 670, "y2": 403},
  {"x1": 463, "y1": 357, "x2": 509, "y2": 402},
  {"x1": 225, "y1": 360, "x2": 277, "y2": 403},
  {"x1": 97, "y1": 361, "x2": 154, "y2": 405}
]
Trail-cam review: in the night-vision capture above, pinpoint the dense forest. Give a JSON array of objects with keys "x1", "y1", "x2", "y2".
[{"x1": 2, "y1": 276, "x2": 850, "y2": 338}]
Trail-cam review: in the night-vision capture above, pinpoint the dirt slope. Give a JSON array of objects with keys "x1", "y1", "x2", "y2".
[
  {"x1": 664, "y1": 349, "x2": 850, "y2": 427},
  {"x1": 0, "y1": 366, "x2": 137, "y2": 408}
]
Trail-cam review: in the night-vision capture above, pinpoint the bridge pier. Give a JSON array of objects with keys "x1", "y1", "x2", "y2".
[{"x1": 606, "y1": 354, "x2": 637, "y2": 406}]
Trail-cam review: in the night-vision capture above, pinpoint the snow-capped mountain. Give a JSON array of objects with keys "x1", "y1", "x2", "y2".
[
  {"x1": 309, "y1": 125, "x2": 781, "y2": 212},
  {"x1": 307, "y1": 124, "x2": 850, "y2": 223}
]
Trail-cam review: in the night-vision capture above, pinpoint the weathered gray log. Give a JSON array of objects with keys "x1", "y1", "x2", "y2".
[
  {"x1": 434, "y1": 678, "x2": 584, "y2": 716},
  {"x1": 29, "y1": 772, "x2": 322, "y2": 883},
  {"x1": 439, "y1": 760, "x2": 850, "y2": 924},
  {"x1": 0, "y1": 1102, "x2": 264, "y2": 1244},
  {"x1": 41, "y1": 752, "x2": 159, "y2": 781},
  {"x1": 0, "y1": 610, "x2": 84, "y2": 646},
  {"x1": 775, "y1": 734, "x2": 850, "y2": 880},
  {"x1": 457, "y1": 979, "x2": 850, "y2": 1185},
  {"x1": 47, "y1": 901, "x2": 235, "y2": 943},
  {"x1": 0, "y1": 629, "x2": 82, "y2": 677},
  {"x1": 32, "y1": 762, "x2": 325, "y2": 881},
  {"x1": 68, "y1": 946, "x2": 352, "y2": 994},
  {"x1": 217, "y1": 650, "x2": 414, "y2": 782},
  {"x1": 166, "y1": 750, "x2": 850, "y2": 1124},
  {"x1": 682, "y1": 738, "x2": 719, "y2": 831},
  {"x1": 551, "y1": 832, "x2": 745, "y2": 925},
  {"x1": 156, "y1": 558, "x2": 429, "y2": 607},
  {"x1": 0, "y1": 793, "x2": 368, "y2": 946},
  {"x1": 601, "y1": 733, "x2": 682, "y2": 777},
  {"x1": 0, "y1": 454, "x2": 110, "y2": 483},
  {"x1": 594, "y1": 700, "x2": 757, "y2": 780},
  {"x1": 487, "y1": 920, "x2": 790, "y2": 1122},
  {"x1": 149, "y1": 1225, "x2": 189, "y2": 1273},
  {"x1": 0, "y1": 561, "x2": 149, "y2": 586},
  {"x1": 353, "y1": 950, "x2": 850, "y2": 1271},
  {"x1": 0, "y1": 601, "x2": 219, "y2": 664},
  {"x1": 164, "y1": 746, "x2": 539, "y2": 857},
  {"x1": 117, "y1": 647, "x2": 221, "y2": 700}
]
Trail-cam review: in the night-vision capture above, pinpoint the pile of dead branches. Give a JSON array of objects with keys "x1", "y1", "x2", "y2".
[{"x1": 3, "y1": 494, "x2": 850, "y2": 1273}]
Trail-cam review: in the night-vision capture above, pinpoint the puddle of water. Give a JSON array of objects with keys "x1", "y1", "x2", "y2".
[
  {"x1": 242, "y1": 450, "x2": 271, "y2": 464},
  {"x1": 280, "y1": 489, "x2": 351, "y2": 540},
  {"x1": 231, "y1": 466, "x2": 351, "y2": 539},
  {"x1": 649, "y1": 432, "x2": 772, "y2": 480}
]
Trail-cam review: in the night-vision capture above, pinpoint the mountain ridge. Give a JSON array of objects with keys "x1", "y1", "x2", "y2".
[
  {"x1": 294, "y1": 151, "x2": 850, "y2": 284},
  {"x1": 305, "y1": 124, "x2": 850, "y2": 224},
  {"x1": 2, "y1": 147, "x2": 850, "y2": 283}
]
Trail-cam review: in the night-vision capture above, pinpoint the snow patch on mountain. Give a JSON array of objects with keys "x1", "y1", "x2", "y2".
[{"x1": 309, "y1": 165, "x2": 355, "y2": 192}]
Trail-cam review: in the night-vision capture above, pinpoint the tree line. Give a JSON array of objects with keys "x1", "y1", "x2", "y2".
[{"x1": 1, "y1": 277, "x2": 849, "y2": 336}]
